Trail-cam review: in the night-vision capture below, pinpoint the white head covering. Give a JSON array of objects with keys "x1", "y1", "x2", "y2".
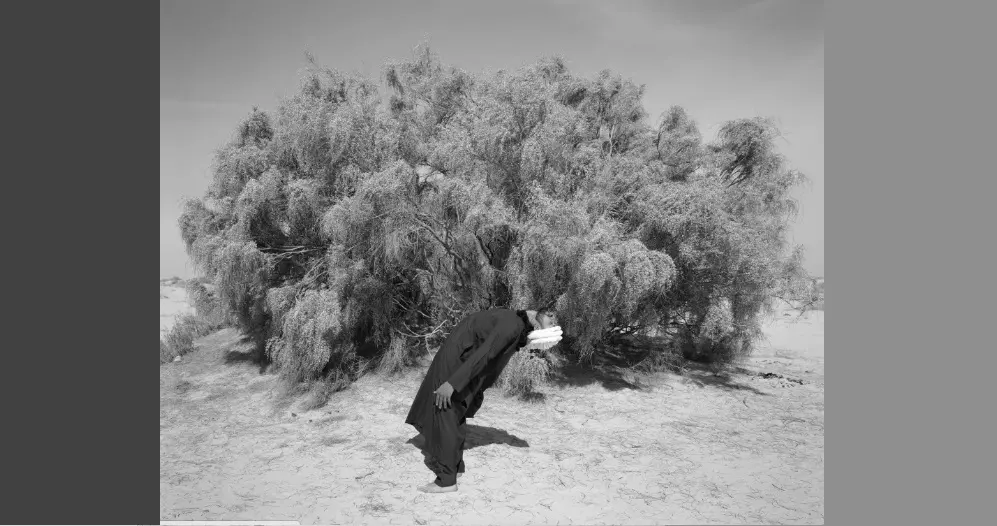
[{"x1": 523, "y1": 326, "x2": 563, "y2": 351}]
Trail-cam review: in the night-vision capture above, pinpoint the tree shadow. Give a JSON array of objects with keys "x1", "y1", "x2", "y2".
[
  {"x1": 354, "y1": 339, "x2": 381, "y2": 361},
  {"x1": 684, "y1": 369, "x2": 771, "y2": 396},
  {"x1": 516, "y1": 391, "x2": 547, "y2": 403},
  {"x1": 549, "y1": 336, "x2": 672, "y2": 391},
  {"x1": 406, "y1": 424, "x2": 529, "y2": 471},
  {"x1": 549, "y1": 363, "x2": 648, "y2": 391},
  {"x1": 550, "y1": 335, "x2": 772, "y2": 396},
  {"x1": 217, "y1": 333, "x2": 269, "y2": 373},
  {"x1": 223, "y1": 349, "x2": 256, "y2": 365}
]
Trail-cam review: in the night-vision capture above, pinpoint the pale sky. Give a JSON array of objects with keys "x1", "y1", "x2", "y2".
[{"x1": 161, "y1": 0, "x2": 823, "y2": 278}]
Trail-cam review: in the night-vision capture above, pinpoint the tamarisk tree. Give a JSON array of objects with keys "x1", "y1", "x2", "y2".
[{"x1": 179, "y1": 45, "x2": 814, "y2": 388}]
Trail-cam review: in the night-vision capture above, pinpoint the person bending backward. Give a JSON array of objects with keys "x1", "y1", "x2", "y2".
[{"x1": 405, "y1": 308, "x2": 563, "y2": 493}]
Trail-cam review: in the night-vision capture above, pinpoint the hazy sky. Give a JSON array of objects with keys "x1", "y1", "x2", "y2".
[{"x1": 161, "y1": 0, "x2": 823, "y2": 278}]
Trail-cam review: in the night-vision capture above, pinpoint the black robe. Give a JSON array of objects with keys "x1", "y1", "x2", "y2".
[{"x1": 405, "y1": 309, "x2": 531, "y2": 465}]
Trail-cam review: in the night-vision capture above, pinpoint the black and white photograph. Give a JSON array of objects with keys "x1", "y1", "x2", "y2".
[{"x1": 161, "y1": 1, "x2": 824, "y2": 523}]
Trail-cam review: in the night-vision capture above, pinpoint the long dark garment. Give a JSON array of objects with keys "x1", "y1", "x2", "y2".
[{"x1": 405, "y1": 309, "x2": 532, "y2": 486}]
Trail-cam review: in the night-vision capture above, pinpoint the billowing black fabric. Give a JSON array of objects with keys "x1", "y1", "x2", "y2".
[{"x1": 406, "y1": 309, "x2": 532, "y2": 480}]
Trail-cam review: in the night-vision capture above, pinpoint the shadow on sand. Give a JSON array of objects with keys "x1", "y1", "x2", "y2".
[
  {"x1": 223, "y1": 349, "x2": 256, "y2": 365},
  {"x1": 683, "y1": 369, "x2": 771, "y2": 396},
  {"x1": 549, "y1": 335, "x2": 772, "y2": 396},
  {"x1": 407, "y1": 425, "x2": 529, "y2": 471},
  {"x1": 215, "y1": 333, "x2": 270, "y2": 373},
  {"x1": 407, "y1": 425, "x2": 529, "y2": 451},
  {"x1": 549, "y1": 335, "x2": 674, "y2": 392},
  {"x1": 550, "y1": 363, "x2": 649, "y2": 391}
]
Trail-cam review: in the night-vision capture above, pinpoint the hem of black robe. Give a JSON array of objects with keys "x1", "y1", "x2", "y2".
[
  {"x1": 435, "y1": 477, "x2": 456, "y2": 487},
  {"x1": 406, "y1": 420, "x2": 424, "y2": 435}
]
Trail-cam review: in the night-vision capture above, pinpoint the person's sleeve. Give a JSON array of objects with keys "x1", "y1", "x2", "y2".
[{"x1": 446, "y1": 321, "x2": 519, "y2": 393}]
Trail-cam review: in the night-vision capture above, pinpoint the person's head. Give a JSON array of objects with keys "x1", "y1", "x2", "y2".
[{"x1": 534, "y1": 308, "x2": 559, "y2": 330}]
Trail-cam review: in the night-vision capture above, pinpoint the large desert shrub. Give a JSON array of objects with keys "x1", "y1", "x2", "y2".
[
  {"x1": 179, "y1": 45, "x2": 814, "y2": 389},
  {"x1": 184, "y1": 279, "x2": 230, "y2": 329}
]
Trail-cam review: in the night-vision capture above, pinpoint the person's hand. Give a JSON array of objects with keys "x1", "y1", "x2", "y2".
[{"x1": 433, "y1": 382, "x2": 455, "y2": 409}]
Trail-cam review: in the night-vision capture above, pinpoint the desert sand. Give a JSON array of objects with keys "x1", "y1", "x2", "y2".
[{"x1": 160, "y1": 280, "x2": 824, "y2": 524}]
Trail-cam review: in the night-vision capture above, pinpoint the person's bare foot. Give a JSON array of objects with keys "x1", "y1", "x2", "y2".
[{"x1": 418, "y1": 482, "x2": 458, "y2": 493}]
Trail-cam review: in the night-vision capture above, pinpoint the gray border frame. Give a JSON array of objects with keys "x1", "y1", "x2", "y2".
[
  {"x1": 3, "y1": 1, "x2": 159, "y2": 524},
  {"x1": 23, "y1": 0, "x2": 990, "y2": 523}
]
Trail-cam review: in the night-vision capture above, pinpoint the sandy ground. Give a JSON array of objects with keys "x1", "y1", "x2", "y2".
[{"x1": 160, "y1": 297, "x2": 824, "y2": 524}]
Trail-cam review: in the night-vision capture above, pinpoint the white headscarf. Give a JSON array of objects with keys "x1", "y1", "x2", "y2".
[{"x1": 523, "y1": 326, "x2": 563, "y2": 351}]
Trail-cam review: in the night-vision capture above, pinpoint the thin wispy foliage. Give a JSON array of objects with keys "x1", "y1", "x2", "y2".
[{"x1": 179, "y1": 44, "x2": 815, "y2": 391}]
